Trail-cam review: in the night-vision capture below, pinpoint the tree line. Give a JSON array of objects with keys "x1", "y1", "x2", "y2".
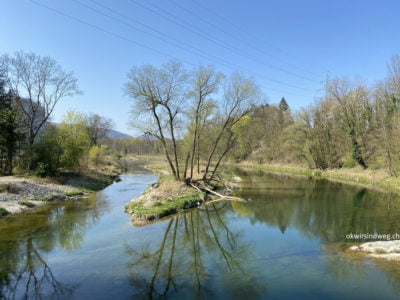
[
  {"x1": 0, "y1": 51, "x2": 114, "y2": 176},
  {"x1": 237, "y1": 55, "x2": 400, "y2": 175},
  {"x1": 3, "y1": 51, "x2": 400, "y2": 179},
  {"x1": 125, "y1": 55, "x2": 400, "y2": 180}
]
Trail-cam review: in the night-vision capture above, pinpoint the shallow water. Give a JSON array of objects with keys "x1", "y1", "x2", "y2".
[{"x1": 1, "y1": 170, "x2": 400, "y2": 299}]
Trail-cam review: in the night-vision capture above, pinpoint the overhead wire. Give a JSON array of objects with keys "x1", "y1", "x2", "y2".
[
  {"x1": 29, "y1": 0, "x2": 319, "y2": 98},
  {"x1": 126, "y1": 0, "x2": 316, "y2": 92},
  {"x1": 85, "y1": 0, "x2": 318, "y2": 93},
  {"x1": 189, "y1": 0, "x2": 327, "y2": 77},
  {"x1": 165, "y1": 0, "x2": 321, "y2": 82},
  {"x1": 28, "y1": 0, "x2": 196, "y2": 67}
]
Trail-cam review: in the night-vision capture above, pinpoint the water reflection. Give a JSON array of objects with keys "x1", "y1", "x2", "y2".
[
  {"x1": 0, "y1": 195, "x2": 105, "y2": 299},
  {"x1": 323, "y1": 243, "x2": 400, "y2": 295},
  {"x1": 2, "y1": 171, "x2": 400, "y2": 298},
  {"x1": 233, "y1": 169, "x2": 400, "y2": 243},
  {"x1": 126, "y1": 203, "x2": 266, "y2": 299}
]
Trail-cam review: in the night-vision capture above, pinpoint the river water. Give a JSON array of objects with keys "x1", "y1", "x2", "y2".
[{"x1": 1, "y1": 170, "x2": 400, "y2": 299}]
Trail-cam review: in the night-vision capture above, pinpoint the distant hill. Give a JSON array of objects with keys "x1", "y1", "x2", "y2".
[
  {"x1": 137, "y1": 134, "x2": 158, "y2": 141},
  {"x1": 106, "y1": 129, "x2": 132, "y2": 139},
  {"x1": 46, "y1": 122, "x2": 132, "y2": 139}
]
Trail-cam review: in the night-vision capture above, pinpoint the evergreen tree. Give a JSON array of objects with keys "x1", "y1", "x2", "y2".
[
  {"x1": 279, "y1": 97, "x2": 289, "y2": 111},
  {"x1": 0, "y1": 81, "x2": 22, "y2": 175}
]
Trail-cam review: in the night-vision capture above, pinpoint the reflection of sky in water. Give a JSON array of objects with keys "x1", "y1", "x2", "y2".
[{"x1": 1, "y1": 171, "x2": 400, "y2": 299}]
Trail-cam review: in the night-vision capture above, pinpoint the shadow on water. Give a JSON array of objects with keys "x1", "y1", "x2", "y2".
[
  {"x1": 0, "y1": 195, "x2": 106, "y2": 299},
  {"x1": 125, "y1": 203, "x2": 266, "y2": 299}
]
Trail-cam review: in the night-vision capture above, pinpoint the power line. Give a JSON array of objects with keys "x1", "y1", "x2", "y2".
[
  {"x1": 165, "y1": 0, "x2": 320, "y2": 83},
  {"x1": 73, "y1": 0, "x2": 241, "y2": 71},
  {"x1": 189, "y1": 0, "x2": 326, "y2": 77},
  {"x1": 28, "y1": 0, "x2": 318, "y2": 98},
  {"x1": 78, "y1": 0, "x2": 316, "y2": 93},
  {"x1": 28, "y1": 0, "x2": 196, "y2": 67},
  {"x1": 129, "y1": 0, "x2": 318, "y2": 91}
]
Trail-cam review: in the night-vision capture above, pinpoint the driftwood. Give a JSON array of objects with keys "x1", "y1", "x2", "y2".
[{"x1": 189, "y1": 182, "x2": 247, "y2": 204}]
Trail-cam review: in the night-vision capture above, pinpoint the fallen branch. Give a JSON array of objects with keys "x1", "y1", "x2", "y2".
[
  {"x1": 189, "y1": 181, "x2": 247, "y2": 203},
  {"x1": 203, "y1": 197, "x2": 246, "y2": 205}
]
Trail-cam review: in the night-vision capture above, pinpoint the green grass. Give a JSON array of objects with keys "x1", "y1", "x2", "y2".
[
  {"x1": 18, "y1": 201, "x2": 35, "y2": 208},
  {"x1": 156, "y1": 174, "x2": 175, "y2": 184},
  {"x1": 64, "y1": 190, "x2": 85, "y2": 197},
  {"x1": 126, "y1": 191, "x2": 204, "y2": 221},
  {"x1": 0, "y1": 207, "x2": 9, "y2": 217}
]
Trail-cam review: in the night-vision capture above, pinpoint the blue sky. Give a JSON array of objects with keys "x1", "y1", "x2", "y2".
[{"x1": 1, "y1": 0, "x2": 399, "y2": 135}]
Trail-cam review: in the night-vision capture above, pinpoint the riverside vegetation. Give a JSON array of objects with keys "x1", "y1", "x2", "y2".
[
  {"x1": 123, "y1": 55, "x2": 400, "y2": 223},
  {"x1": 0, "y1": 52, "x2": 121, "y2": 216},
  {"x1": 3, "y1": 51, "x2": 400, "y2": 222}
]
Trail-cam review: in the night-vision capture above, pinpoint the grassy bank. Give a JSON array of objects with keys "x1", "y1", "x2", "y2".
[
  {"x1": 231, "y1": 162, "x2": 400, "y2": 194},
  {"x1": 125, "y1": 173, "x2": 205, "y2": 225}
]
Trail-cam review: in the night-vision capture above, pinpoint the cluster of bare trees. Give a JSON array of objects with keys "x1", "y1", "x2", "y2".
[
  {"x1": 297, "y1": 56, "x2": 400, "y2": 173},
  {"x1": 124, "y1": 56, "x2": 400, "y2": 178},
  {"x1": 231, "y1": 55, "x2": 400, "y2": 175},
  {"x1": 125, "y1": 61, "x2": 259, "y2": 182}
]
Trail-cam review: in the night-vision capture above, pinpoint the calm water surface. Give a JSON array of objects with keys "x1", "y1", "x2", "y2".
[{"x1": 1, "y1": 170, "x2": 400, "y2": 299}]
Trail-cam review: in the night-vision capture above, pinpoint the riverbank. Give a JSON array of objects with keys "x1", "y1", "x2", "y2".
[
  {"x1": 125, "y1": 175, "x2": 205, "y2": 226},
  {"x1": 231, "y1": 162, "x2": 400, "y2": 195},
  {"x1": 0, "y1": 169, "x2": 119, "y2": 217},
  {"x1": 348, "y1": 241, "x2": 400, "y2": 261},
  {"x1": 124, "y1": 156, "x2": 242, "y2": 225}
]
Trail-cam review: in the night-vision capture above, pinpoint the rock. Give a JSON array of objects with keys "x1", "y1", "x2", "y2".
[{"x1": 348, "y1": 240, "x2": 400, "y2": 261}]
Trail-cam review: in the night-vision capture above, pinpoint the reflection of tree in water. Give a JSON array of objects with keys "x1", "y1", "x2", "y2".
[
  {"x1": 3, "y1": 238, "x2": 76, "y2": 299},
  {"x1": 233, "y1": 169, "x2": 400, "y2": 244},
  {"x1": 233, "y1": 169, "x2": 400, "y2": 296},
  {"x1": 126, "y1": 203, "x2": 265, "y2": 299},
  {"x1": 0, "y1": 196, "x2": 105, "y2": 299}
]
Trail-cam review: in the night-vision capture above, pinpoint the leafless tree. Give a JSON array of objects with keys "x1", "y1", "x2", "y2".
[
  {"x1": 85, "y1": 113, "x2": 114, "y2": 146},
  {"x1": 202, "y1": 72, "x2": 259, "y2": 181},
  {"x1": 329, "y1": 78, "x2": 369, "y2": 169},
  {"x1": 2, "y1": 51, "x2": 81, "y2": 146},
  {"x1": 184, "y1": 66, "x2": 223, "y2": 179},
  {"x1": 125, "y1": 61, "x2": 188, "y2": 180}
]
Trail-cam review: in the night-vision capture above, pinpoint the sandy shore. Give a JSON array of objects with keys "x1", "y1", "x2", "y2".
[{"x1": 0, "y1": 176, "x2": 82, "y2": 215}]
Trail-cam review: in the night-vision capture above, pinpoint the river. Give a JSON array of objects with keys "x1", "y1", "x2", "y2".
[{"x1": 1, "y1": 169, "x2": 400, "y2": 299}]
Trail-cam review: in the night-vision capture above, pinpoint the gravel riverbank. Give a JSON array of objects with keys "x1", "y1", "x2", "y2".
[{"x1": 0, "y1": 176, "x2": 83, "y2": 215}]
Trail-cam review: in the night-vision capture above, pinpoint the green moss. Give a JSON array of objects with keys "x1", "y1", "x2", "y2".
[
  {"x1": 126, "y1": 191, "x2": 204, "y2": 221},
  {"x1": 18, "y1": 201, "x2": 35, "y2": 208},
  {"x1": 0, "y1": 207, "x2": 9, "y2": 217}
]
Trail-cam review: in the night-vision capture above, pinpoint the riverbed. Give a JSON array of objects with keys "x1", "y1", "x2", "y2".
[{"x1": 1, "y1": 170, "x2": 400, "y2": 299}]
